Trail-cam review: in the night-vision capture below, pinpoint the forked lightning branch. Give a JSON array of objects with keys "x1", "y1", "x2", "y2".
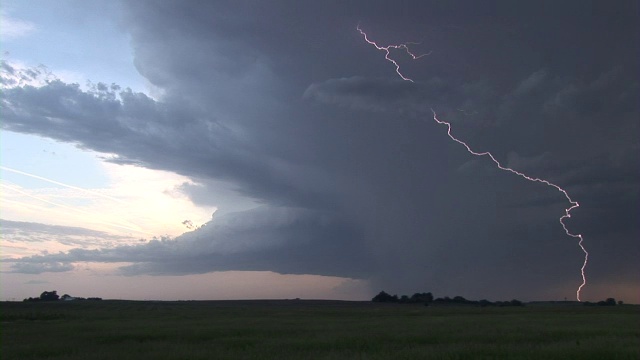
[{"x1": 357, "y1": 25, "x2": 589, "y2": 301}]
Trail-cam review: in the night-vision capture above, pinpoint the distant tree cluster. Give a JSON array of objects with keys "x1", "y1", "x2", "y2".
[
  {"x1": 372, "y1": 291, "x2": 523, "y2": 307},
  {"x1": 372, "y1": 291, "x2": 433, "y2": 304},
  {"x1": 25, "y1": 290, "x2": 60, "y2": 302},
  {"x1": 583, "y1": 298, "x2": 620, "y2": 306},
  {"x1": 434, "y1": 296, "x2": 523, "y2": 307},
  {"x1": 23, "y1": 291, "x2": 102, "y2": 302}
]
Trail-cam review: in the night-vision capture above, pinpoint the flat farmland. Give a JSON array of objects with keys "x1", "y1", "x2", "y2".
[{"x1": 1, "y1": 300, "x2": 638, "y2": 359}]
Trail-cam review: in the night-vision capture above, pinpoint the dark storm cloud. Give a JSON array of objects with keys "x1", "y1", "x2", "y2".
[
  {"x1": 304, "y1": 77, "x2": 423, "y2": 112},
  {"x1": 2, "y1": 0, "x2": 638, "y2": 301},
  {"x1": 7, "y1": 206, "x2": 372, "y2": 277},
  {"x1": 303, "y1": 76, "x2": 474, "y2": 116}
]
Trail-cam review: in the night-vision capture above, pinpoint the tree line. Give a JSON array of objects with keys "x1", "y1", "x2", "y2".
[
  {"x1": 372, "y1": 291, "x2": 623, "y2": 307},
  {"x1": 583, "y1": 298, "x2": 621, "y2": 306},
  {"x1": 372, "y1": 290, "x2": 524, "y2": 307},
  {"x1": 23, "y1": 290, "x2": 102, "y2": 302}
]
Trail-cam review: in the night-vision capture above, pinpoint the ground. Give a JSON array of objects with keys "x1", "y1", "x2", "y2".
[{"x1": 1, "y1": 300, "x2": 638, "y2": 359}]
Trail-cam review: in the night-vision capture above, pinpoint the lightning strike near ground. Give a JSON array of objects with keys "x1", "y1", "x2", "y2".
[{"x1": 357, "y1": 26, "x2": 589, "y2": 301}]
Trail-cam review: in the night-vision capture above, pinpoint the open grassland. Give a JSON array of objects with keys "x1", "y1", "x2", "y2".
[{"x1": 1, "y1": 300, "x2": 638, "y2": 359}]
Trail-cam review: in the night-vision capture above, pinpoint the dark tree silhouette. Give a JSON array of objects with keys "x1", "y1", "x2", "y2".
[
  {"x1": 371, "y1": 290, "x2": 523, "y2": 307},
  {"x1": 509, "y1": 299, "x2": 524, "y2": 306},
  {"x1": 605, "y1": 298, "x2": 617, "y2": 306},
  {"x1": 410, "y1": 292, "x2": 434, "y2": 304},
  {"x1": 589, "y1": 298, "x2": 617, "y2": 306},
  {"x1": 39, "y1": 291, "x2": 59, "y2": 301},
  {"x1": 372, "y1": 291, "x2": 399, "y2": 303}
]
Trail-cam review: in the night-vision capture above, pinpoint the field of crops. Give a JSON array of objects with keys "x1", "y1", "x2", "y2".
[{"x1": 1, "y1": 300, "x2": 638, "y2": 359}]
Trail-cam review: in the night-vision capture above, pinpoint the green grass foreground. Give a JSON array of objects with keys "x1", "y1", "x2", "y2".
[{"x1": 1, "y1": 300, "x2": 638, "y2": 359}]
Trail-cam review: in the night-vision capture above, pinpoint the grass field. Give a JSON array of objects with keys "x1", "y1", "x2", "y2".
[{"x1": 1, "y1": 300, "x2": 638, "y2": 359}]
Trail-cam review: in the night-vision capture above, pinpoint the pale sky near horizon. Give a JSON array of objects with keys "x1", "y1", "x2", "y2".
[
  {"x1": 1, "y1": 0, "x2": 638, "y2": 303},
  {"x1": 0, "y1": 0, "x2": 368, "y2": 301}
]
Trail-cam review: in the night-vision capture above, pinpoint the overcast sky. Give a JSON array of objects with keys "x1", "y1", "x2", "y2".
[{"x1": 1, "y1": 0, "x2": 638, "y2": 303}]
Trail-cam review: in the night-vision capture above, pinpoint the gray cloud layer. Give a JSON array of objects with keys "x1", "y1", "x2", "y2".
[
  {"x1": 2, "y1": 0, "x2": 638, "y2": 300},
  {"x1": 0, "y1": 219, "x2": 135, "y2": 247}
]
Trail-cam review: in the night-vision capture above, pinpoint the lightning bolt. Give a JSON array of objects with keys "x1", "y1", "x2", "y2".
[
  {"x1": 358, "y1": 26, "x2": 588, "y2": 301},
  {"x1": 357, "y1": 25, "x2": 431, "y2": 82}
]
